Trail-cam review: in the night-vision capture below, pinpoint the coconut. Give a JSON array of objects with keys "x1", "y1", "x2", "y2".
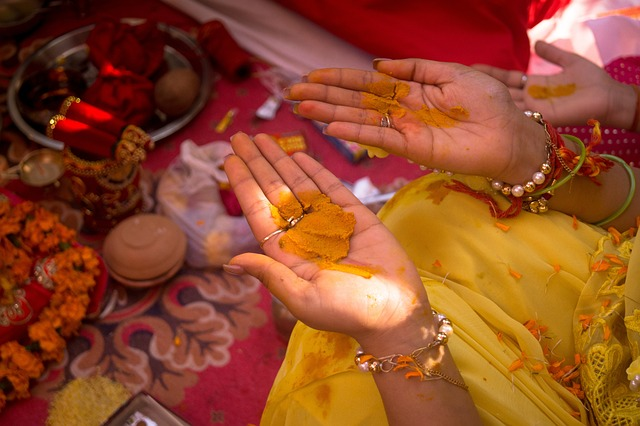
[{"x1": 154, "y1": 67, "x2": 201, "y2": 117}]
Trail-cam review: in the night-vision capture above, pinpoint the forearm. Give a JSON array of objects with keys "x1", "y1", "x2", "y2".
[
  {"x1": 371, "y1": 349, "x2": 480, "y2": 425},
  {"x1": 357, "y1": 312, "x2": 481, "y2": 425},
  {"x1": 505, "y1": 116, "x2": 638, "y2": 231},
  {"x1": 548, "y1": 151, "x2": 640, "y2": 230}
]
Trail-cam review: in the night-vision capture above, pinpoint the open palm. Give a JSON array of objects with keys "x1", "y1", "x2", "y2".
[
  {"x1": 224, "y1": 133, "x2": 431, "y2": 345},
  {"x1": 286, "y1": 59, "x2": 535, "y2": 181},
  {"x1": 475, "y1": 41, "x2": 621, "y2": 126}
]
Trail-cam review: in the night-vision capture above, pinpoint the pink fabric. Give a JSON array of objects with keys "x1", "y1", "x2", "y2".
[{"x1": 558, "y1": 57, "x2": 640, "y2": 166}]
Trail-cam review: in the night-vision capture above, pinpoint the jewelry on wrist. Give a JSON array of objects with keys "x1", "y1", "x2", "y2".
[
  {"x1": 487, "y1": 111, "x2": 561, "y2": 214},
  {"x1": 489, "y1": 147, "x2": 552, "y2": 198},
  {"x1": 592, "y1": 154, "x2": 636, "y2": 226},
  {"x1": 494, "y1": 113, "x2": 612, "y2": 216},
  {"x1": 354, "y1": 310, "x2": 468, "y2": 390}
]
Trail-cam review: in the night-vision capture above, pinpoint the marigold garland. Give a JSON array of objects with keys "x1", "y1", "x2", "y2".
[{"x1": 0, "y1": 195, "x2": 102, "y2": 412}]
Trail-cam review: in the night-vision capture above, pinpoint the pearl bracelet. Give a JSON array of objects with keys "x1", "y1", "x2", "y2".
[
  {"x1": 354, "y1": 310, "x2": 468, "y2": 390},
  {"x1": 489, "y1": 155, "x2": 552, "y2": 198},
  {"x1": 488, "y1": 115, "x2": 554, "y2": 199}
]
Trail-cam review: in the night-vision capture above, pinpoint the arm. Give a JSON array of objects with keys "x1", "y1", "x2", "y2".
[
  {"x1": 224, "y1": 132, "x2": 481, "y2": 425},
  {"x1": 473, "y1": 40, "x2": 638, "y2": 130},
  {"x1": 284, "y1": 58, "x2": 639, "y2": 230}
]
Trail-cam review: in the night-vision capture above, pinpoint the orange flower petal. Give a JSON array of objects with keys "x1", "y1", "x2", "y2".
[
  {"x1": 509, "y1": 268, "x2": 522, "y2": 279},
  {"x1": 591, "y1": 260, "x2": 610, "y2": 272},
  {"x1": 495, "y1": 222, "x2": 510, "y2": 232},
  {"x1": 508, "y1": 358, "x2": 524, "y2": 372}
]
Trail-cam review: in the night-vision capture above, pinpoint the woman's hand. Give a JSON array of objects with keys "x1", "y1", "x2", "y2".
[
  {"x1": 223, "y1": 132, "x2": 433, "y2": 352},
  {"x1": 284, "y1": 58, "x2": 547, "y2": 184},
  {"x1": 474, "y1": 40, "x2": 636, "y2": 129}
]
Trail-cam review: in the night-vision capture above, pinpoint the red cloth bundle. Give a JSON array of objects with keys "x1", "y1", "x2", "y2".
[
  {"x1": 64, "y1": 94, "x2": 127, "y2": 135},
  {"x1": 197, "y1": 20, "x2": 252, "y2": 81},
  {"x1": 86, "y1": 19, "x2": 165, "y2": 77},
  {"x1": 48, "y1": 116, "x2": 116, "y2": 158},
  {"x1": 83, "y1": 19, "x2": 164, "y2": 125},
  {"x1": 82, "y1": 63, "x2": 155, "y2": 126},
  {"x1": 47, "y1": 97, "x2": 154, "y2": 160}
]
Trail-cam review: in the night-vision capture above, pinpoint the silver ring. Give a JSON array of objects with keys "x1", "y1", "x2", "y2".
[
  {"x1": 260, "y1": 228, "x2": 286, "y2": 248},
  {"x1": 380, "y1": 113, "x2": 393, "y2": 128},
  {"x1": 520, "y1": 73, "x2": 528, "y2": 89},
  {"x1": 260, "y1": 213, "x2": 305, "y2": 248},
  {"x1": 287, "y1": 213, "x2": 305, "y2": 228}
]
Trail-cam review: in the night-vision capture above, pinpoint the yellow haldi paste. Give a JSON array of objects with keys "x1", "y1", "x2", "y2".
[
  {"x1": 416, "y1": 105, "x2": 469, "y2": 128},
  {"x1": 527, "y1": 83, "x2": 576, "y2": 99},
  {"x1": 272, "y1": 191, "x2": 355, "y2": 263},
  {"x1": 362, "y1": 77, "x2": 468, "y2": 128},
  {"x1": 362, "y1": 79, "x2": 410, "y2": 117}
]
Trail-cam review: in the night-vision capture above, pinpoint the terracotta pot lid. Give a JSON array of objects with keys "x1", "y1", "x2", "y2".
[{"x1": 103, "y1": 213, "x2": 187, "y2": 281}]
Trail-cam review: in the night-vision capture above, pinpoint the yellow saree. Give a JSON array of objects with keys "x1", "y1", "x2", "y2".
[{"x1": 261, "y1": 173, "x2": 640, "y2": 425}]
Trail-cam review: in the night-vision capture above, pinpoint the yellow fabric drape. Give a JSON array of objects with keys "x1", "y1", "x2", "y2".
[{"x1": 261, "y1": 173, "x2": 640, "y2": 425}]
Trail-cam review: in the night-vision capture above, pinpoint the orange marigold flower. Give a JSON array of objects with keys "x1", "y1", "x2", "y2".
[
  {"x1": 0, "y1": 342, "x2": 43, "y2": 379},
  {"x1": 28, "y1": 321, "x2": 65, "y2": 361},
  {"x1": 0, "y1": 199, "x2": 101, "y2": 411},
  {"x1": 0, "y1": 365, "x2": 31, "y2": 400}
]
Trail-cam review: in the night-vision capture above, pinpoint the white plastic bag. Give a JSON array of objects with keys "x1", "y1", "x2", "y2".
[{"x1": 156, "y1": 139, "x2": 258, "y2": 268}]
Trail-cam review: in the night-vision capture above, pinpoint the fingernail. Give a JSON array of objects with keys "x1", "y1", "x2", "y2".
[
  {"x1": 282, "y1": 86, "x2": 291, "y2": 99},
  {"x1": 222, "y1": 263, "x2": 245, "y2": 275},
  {"x1": 230, "y1": 131, "x2": 245, "y2": 141},
  {"x1": 292, "y1": 103, "x2": 300, "y2": 115},
  {"x1": 301, "y1": 74, "x2": 309, "y2": 82},
  {"x1": 372, "y1": 58, "x2": 391, "y2": 68}
]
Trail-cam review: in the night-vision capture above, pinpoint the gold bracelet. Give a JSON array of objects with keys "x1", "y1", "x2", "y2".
[{"x1": 354, "y1": 310, "x2": 468, "y2": 391}]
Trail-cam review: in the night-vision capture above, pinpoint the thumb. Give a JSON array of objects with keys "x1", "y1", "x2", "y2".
[{"x1": 534, "y1": 40, "x2": 581, "y2": 69}]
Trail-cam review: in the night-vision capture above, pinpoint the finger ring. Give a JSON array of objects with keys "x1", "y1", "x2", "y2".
[
  {"x1": 287, "y1": 213, "x2": 305, "y2": 228},
  {"x1": 520, "y1": 73, "x2": 528, "y2": 89},
  {"x1": 259, "y1": 213, "x2": 305, "y2": 248},
  {"x1": 260, "y1": 228, "x2": 286, "y2": 248},
  {"x1": 380, "y1": 113, "x2": 393, "y2": 128}
]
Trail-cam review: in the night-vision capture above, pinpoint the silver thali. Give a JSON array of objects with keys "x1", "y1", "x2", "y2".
[{"x1": 7, "y1": 21, "x2": 212, "y2": 150}]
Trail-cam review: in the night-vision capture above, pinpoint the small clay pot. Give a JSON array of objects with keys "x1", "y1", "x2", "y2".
[{"x1": 102, "y1": 213, "x2": 187, "y2": 288}]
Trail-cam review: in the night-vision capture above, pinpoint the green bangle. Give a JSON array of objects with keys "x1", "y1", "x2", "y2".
[
  {"x1": 593, "y1": 154, "x2": 636, "y2": 227},
  {"x1": 529, "y1": 134, "x2": 587, "y2": 197}
]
